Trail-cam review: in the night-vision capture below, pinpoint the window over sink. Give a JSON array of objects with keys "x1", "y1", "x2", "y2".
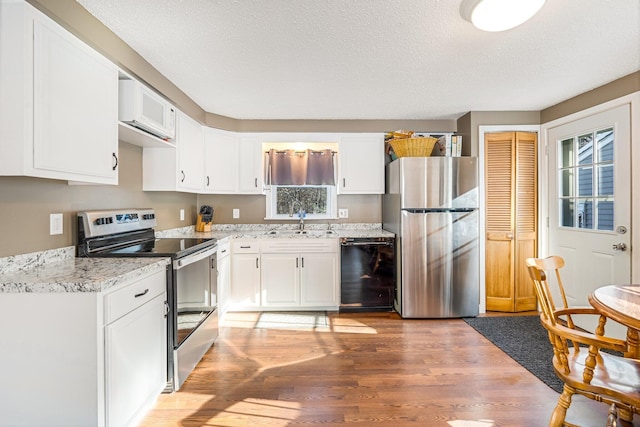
[{"x1": 265, "y1": 185, "x2": 337, "y2": 220}]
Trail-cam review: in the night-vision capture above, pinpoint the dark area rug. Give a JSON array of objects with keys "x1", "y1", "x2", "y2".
[{"x1": 463, "y1": 315, "x2": 563, "y2": 393}]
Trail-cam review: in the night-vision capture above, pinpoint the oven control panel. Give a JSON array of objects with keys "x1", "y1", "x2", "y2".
[{"x1": 78, "y1": 209, "x2": 157, "y2": 238}]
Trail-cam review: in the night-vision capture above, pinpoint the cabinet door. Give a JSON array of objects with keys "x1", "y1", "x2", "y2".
[
  {"x1": 176, "y1": 112, "x2": 204, "y2": 192},
  {"x1": 238, "y1": 136, "x2": 264, "y2": 194},
  {"x1": 231, "y1": 254, "x2": 261, "y2": 307},
  {"x1": 338, "y1": 135, "x2": 384, "y2": 194},
  {"x1": 217, "y1": 251, "x2": 231, "y2": 317},
  {"x1": 300, "y1": 252, "x2": 339, "y2": 307},
  {"x1": 204, "y1": 128, "x2": 239, "y2": 193},
  {"x1": 105, "y1": 293, "x2": 166, "y2": 427},
  {"x1": 33, "y1": 16, "x2": 118, "y2": 184},
  {"x1": 261, "y1": 253, "x2": 300, "y2": 307}
]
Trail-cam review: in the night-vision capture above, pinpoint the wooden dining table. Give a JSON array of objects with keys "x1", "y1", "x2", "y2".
[{"x1": 589, "y1": 284, "x2": 640, "y2": 358}]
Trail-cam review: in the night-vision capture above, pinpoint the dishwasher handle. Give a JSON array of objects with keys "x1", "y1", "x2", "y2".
[{"x1": 340, "y1": 239, "x2": 394, "y2": 247}]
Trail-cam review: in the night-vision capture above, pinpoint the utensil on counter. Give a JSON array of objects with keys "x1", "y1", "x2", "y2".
[{"x1": 196, "y1": 205, "x2": 214, "y2": 232}]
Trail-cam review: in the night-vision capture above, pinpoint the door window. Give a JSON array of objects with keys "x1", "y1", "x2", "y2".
[{"x1": 558, "y1": 127, "x2": 614, "y2": 231}]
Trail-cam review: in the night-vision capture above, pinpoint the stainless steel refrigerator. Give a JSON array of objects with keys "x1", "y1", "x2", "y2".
[{"x1": 383, "y1": 157, "x2": 479, "y2": 318}]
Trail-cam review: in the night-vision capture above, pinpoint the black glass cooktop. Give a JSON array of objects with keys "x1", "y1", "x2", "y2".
[{"x1": 106, "y1": 237, "x2": 216, "y2": 258}]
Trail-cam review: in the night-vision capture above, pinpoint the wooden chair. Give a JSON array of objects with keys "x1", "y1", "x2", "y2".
[{"x1": 525, "y1": 258, "x2": 640, "y2": 426}]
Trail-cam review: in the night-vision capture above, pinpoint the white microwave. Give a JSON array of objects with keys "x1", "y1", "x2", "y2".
[{"x1": 119, "y1": 79, "x2": 176, "y2": 140}]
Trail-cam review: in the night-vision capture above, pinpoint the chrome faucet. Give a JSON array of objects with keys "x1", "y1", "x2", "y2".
[{"x1": 289, "y1": 200, "x2": 305, "y2": 231}]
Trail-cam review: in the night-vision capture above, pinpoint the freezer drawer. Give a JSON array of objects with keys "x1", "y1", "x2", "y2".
[{"x1": 399, "y1": 209, "x2": 479, "y2": 318}]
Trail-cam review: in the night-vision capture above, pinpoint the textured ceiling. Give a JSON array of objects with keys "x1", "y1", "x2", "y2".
[{"x1": 76, "y1": 0, "x2": 640, "y2": 120}]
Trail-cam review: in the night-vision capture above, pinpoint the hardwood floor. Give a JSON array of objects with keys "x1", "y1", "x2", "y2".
[{"x1": 139, "y1": 311, "x2": 620, "y2": 427}]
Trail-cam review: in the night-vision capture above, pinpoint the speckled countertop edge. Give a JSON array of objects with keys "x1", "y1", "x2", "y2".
[
  {"x1": 156, "y1": 223, "x2": 395, "y2": 241},
  {"x1": 0, "y1": 255, "x2": 169, "y2": 294}
]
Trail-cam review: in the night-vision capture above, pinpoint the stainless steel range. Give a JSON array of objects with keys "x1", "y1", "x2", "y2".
[{"x1": 77, "y1": 208, "x2": 218, "y2": 391}]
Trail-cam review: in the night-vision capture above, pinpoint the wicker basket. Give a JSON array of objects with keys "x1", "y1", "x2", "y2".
[{"x1": 389, "y1": 137, "x2": 438, "y2": 157}]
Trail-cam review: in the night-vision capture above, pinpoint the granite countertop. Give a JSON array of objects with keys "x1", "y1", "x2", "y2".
[
  {"x1": 0, "y1": 223, "x2": 393, "y2": 294},
  {"x1": 157, "y1": 223, "x2": 395, "y2": 242},
  {"x1": 0, "y1": 253, "x2": 169, "y2": 294}
]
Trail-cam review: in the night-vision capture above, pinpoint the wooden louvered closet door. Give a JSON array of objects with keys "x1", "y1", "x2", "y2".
[{"x1": 485, "y1": 132, "x2": 538, "y2": 312}]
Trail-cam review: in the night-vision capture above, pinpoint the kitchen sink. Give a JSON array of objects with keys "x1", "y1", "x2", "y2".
[{"x1": 264, "y1": 229, "x2": 336, "y2": 236}]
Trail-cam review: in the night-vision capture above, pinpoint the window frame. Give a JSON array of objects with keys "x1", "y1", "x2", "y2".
[{"x1": 264, "y1": 185, "x2": 338, "y2": 220}]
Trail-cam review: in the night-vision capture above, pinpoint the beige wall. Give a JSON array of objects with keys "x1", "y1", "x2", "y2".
[
  {"x1": 541, "y1": 72, "x2": 640, "y2": 123},
  {"x1": 0, "y1": 142, "x2": 196, "y2": 257},
  {"x1": 196, "y1": 194, "x2": 382, "y2": 225},
  {"x1": 457, "y1": 111, "x2": 542, "y2": 157}
]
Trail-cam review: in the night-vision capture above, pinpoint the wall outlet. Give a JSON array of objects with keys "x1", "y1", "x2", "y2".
[
  {"x1": 50, "y1": 213, "x2": 63, "y2": 235},
  {"x1": 338, "y1": 209, "x2": 349, "y2": 218},
  {"x1": 232, "y1": 208, "x2": 240, "y2": 219},
  {"x1": 180, "y1": 209, "x2": 185, "y2": 221}
]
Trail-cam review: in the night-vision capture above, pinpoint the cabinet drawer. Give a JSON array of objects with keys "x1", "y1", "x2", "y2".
[
  {"x1": 261, "y1": 239, "x2": 337, "y2": 253},
  {"x1": 217, "y1": 241, "x2": 231, "y2": 259},
  {"x1": 232, "y1": 240, "x2": 260, "y2": 253},
  {"x1": 104, "y1": 270, "x2": 166, "y2": 324}
]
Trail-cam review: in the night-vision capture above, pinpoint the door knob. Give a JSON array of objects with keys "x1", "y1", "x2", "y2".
[{"x1": 612, "y1": 243, "x2": 627, "y2": 251}]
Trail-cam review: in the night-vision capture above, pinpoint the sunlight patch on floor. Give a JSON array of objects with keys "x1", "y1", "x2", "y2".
[
  {"x1": 221, "y1": 311, "x2": 379, "y2": 334},
  {"x1": 448, "y1": 420, "x2": 494, "y2": 427},
  {"x1": 202, "y1": 398, "x2": 301, "y2": 427}
]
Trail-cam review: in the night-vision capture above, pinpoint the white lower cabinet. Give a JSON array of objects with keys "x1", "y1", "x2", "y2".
[
  {"x1": 105, "y1": 292, "x2": 166, "y2": 427},
  {"x1": 261, "y1": 253, "x2": 300, "y2": 307},
  {"x1": 261, "y1": 250, "x2": 339, "y2": 308},
  {"x1": 299, "y1": 252, "x2": 339, "y2": 307},
  {"x1": 230, "y1": 238, "x2": 339, "y2": 311},
  {"x1": 230, "y1": 240, "x2": 261, "y2": 309},
  {"x1": 0, "y1": 269, "x2": 167, "y2": 427},
  {"x1": 217, "y1": 242, "x2": 231, "y2": 317}
]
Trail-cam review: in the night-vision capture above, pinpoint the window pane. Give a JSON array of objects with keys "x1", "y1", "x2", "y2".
[
  {"x1": 560, "y1": 169, "x2": 574, "y2": 197},
  {"x1": 578, "y1": 133, "x2": 593, "y2": 165},
  {"x1": 561, "y1": 199, "x2": 574, "y2": 227},
  {"x1": 596, "y1": 199, "x2": 614, "y2": 231},
  {"x1": 577, "y1": 199, "x2": 593, "y2": 229},
  {"x1": 275, "y1": 187, "x2": 327, "y2": 216},
  {"x1": 597, "y1": 164, "x2": 614, "y2": 196},
  {"x1": 578, "y1": 167, "x2": 593, "y2": 197},
  {"x1": 596, "y1": 128, "x2": 614, "y2": 162},
  {"x1": 561, "y1": 138, "x2": 574, "y2": 168}
]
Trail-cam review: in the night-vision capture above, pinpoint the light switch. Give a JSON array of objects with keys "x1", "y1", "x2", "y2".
[
  {"x1": 50, "y1": 213, "x2": 63, "y2": 235},
  {"x1": 233, "y1": 208, "x2": 240, "y2": 219},
  {"x1": 180, "y1": 209, "x2": 185, "y2": 221}
]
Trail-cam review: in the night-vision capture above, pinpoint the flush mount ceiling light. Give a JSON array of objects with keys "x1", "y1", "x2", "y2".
[{"x1": 460, "y1": 0, "x2": 546, "y2": 32}]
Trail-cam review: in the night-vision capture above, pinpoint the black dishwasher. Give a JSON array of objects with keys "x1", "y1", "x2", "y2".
[{"x1": 340, "y1": 237, "x2": 396, "y2": 312}]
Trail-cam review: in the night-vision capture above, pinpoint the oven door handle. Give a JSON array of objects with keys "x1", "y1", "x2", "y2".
[{"x1": 173, "y1": 246, "x2": 217, "y2": 270}]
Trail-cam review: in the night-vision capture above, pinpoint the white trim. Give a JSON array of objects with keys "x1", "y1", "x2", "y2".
[
  {"x1": 264, "y1": 185, "x2": 338, "y2": 220},
  {"x1": 478, "y1": 124, "x2": 541, "y2": 314},
  {"x1": 541, "y1": 91, "x2": 640, "y2": 284}
]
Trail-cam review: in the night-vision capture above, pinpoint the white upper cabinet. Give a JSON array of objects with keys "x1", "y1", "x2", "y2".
[
  {"x1": 143, "y1": 111, "x2": 204, "y2": 192},
  {"x1": 238, "y1": 136, "x2": 265, "y2": 194},
  {"x1": 0, "y1": 1, "x2": 119, "y2": 184},
  {"x1": 176, "y1": 112, "x2": 205, "y2": 192},
  {"x1": 338, "y1": 134, "x2": 385, "y2": 194},
  {"x1": 203, "y1": 127, "x2": 239, "y2": 193}
]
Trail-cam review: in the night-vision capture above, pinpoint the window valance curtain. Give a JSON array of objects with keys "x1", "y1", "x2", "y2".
[{"x1": 268, "y1": 149, "x2": 335, "y2": 185}]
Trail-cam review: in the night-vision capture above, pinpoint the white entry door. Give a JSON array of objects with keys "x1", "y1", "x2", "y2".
[{"x1": 547, "y1": 104, "x2": 631, "y2": 333}]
